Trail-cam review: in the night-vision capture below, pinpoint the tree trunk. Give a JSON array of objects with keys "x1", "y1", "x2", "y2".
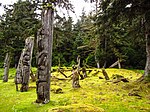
[
  {"x1": 103, "y1": 37, "x2": 107, "y2": 68},
  {"x1": 144, "y1": 30, "x2": 150, "y2": 79},
  {"x1": 95, "y1": 55, "x2": 100, "y2": 68},
  {"x1": 95, "y1": 0, "x2": 98, "y2": 14},
  {"x1": 118, "y1": 59, "x2": 121, "y2": 69},
  {"x1": 36, "y1": 7, "x2": 54, "y2": 104},
  {"x1": 77, "y1": 55, "x2": 80, "y2": 71},
  {"x1": 97, "y1": 61, "x2": 100, "y2": 68},
  {"x1": 77, "y1": 55, "x2": 84, "y2": 80},
  {"x1": 103, "y1": 61, "x2": 107, "y2": 68},
  {"x1": 3, "y1": 53, "x2": 10, "y2": 82},
  {"x1": 142, "y1": 14, "x2": 150, "y2": 81},
  {"x1": 20, "y1": 37, "x2": 34, "y2": 92}
]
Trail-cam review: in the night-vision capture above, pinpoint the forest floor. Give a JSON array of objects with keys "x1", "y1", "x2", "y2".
[{"x1": 0, "y1": 68, "x2": 150, "y2": 112}]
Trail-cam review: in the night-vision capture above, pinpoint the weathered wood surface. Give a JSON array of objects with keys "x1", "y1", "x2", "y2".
[
  {"x1": 109, "y1": 59, "x2": 121, "y2": 69},
  {"x1": 77, "y1": 55, "x2": 84, "y2": 80},
  {"x1": 57, "y1": 68, "x2": 68, "y2": 78},
  {"x1": 36, "y1": 7, "x2": 54, "y2": 104},
  {"x1": 15, "y1": 37, "x2": 34, "y2": 91},
  {"x1": 21, "y1": 37, "x2": 34, "y2": 92},
  {"x1": 102, "y1": 69, "x2": 110, "y2": 80},
  {"x1": 72, "y1": 69, "x2": 80, "y2": 88},
  {"x1": 3, "y1": 53, "x2": 10, "y2": 82},
  {"x1": 15, "y1": 51, "x2": 24, "y2": 91}
]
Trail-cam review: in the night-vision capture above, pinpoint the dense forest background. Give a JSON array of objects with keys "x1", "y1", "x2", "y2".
[{"x1": 0, "y1": 0, "x2": 146, "y2": 69}]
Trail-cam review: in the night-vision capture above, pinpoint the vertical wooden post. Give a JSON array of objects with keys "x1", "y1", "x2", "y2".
[
  {"x1": 72, "y1": 67, "x2": 80, "y2": 88},
  {"x1": 77, "y1": 55, "x2": 84, "y2": 80},
  {"x1": 36, "y1": 3, "x2": 54, "y2": 104},
  {"x1": 15, "y1": 37, "x2": 34, "y2": 91},
  {"x1": 15, "y1": 50, "x2": 24, "y2": 91},
  {"x1": 118, "y1": 58, "x2": 121, "y2": 69},
  {"x1": 20, "y1": 37, "x2": 34, "y2": 92},
  {"x1": 3, "y1": 53, "x2": 10, "y2": 82}
]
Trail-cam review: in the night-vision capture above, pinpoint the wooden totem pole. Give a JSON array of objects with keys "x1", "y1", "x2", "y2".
[
  {"x1": 3, "y1": 53, "x2": 10, "y2": 82},
  {"x1": 36, "y1": 1, "x2": 54, "y2": 104},
  {"x1": 15, "y1": 37, "x2": 34, "y2": 91}
]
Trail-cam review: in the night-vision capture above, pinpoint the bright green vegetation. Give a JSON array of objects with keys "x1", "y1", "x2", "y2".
[{"x1": 0, "y1": 68, "x2": 150, "y2": 112}]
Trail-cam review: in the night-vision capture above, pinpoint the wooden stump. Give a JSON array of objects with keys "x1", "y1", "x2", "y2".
[
  {"x1": 102, "y1": 68, "x2": 109, "y2": 80},
  {"x1": 72, "y1": 69, "x2": 80, "y2": 88}
]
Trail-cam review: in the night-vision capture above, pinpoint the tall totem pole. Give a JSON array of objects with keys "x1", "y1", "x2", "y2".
[{"x1": 36, "y1": 0, "x2": 54, "y2": 104}]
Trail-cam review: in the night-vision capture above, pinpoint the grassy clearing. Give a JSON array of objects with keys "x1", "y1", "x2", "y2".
[{"x1": 0, "y1": 68, "x2": 150, "y2": 112}]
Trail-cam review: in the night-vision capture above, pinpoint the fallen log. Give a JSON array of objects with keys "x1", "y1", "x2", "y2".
[
  {"x1": 58, "y1": 68, "x2": 68, "y2": 78},
  {"x1": 92, "y1": 71, "x2": 100, "y2": 76},
  {"x1": 109, "y1": 59, "x2": 121, "y2": 69}
]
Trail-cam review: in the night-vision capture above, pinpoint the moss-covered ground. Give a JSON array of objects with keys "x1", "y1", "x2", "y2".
[{"x1": 0, "y1": 67, "x2": 150, "y2": 112}]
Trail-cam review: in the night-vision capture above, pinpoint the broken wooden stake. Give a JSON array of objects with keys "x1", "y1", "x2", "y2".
[
  {"x1": 72, "y1": 68, "x2": 80, "y2": 88},
  {"x1": 102, "y1": 68, "x2": 110, "y2": 80}
]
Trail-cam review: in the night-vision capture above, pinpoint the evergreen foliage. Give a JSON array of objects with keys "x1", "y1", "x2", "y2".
[
  {"x1": 0, "y1": 0, "x2": 148, "y2": 70},
  {"x1": 0, "y1": 0, "x2": 40, "y2": 67},
  {"x1": 94, "y1": 0, "x2": 149, "y2": 78}
]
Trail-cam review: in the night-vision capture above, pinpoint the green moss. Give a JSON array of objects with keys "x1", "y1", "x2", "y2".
[
  {"x1": 49, "y1": 104, "x2": 105, "y2": 112},
  {"x1": 0, "y1": 68, "x2": 150, "y2": 112}
]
